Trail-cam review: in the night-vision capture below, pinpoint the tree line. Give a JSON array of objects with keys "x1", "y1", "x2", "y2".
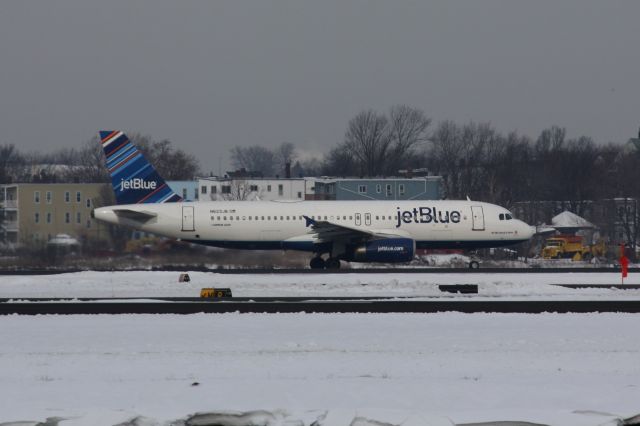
[
  {"x1": 230, "y1": 105, "x2": 640, "y2": 211},
  {"x1": 0, "y1": 133, "x2": 201, "y2": 184},
  {"x1": 2, "y1": 108, "x2": 640, "y2": 211}
]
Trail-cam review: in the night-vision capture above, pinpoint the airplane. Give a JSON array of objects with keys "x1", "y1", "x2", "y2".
[{"x1": 93, "y1": 131, "x2": 534, "y2": 269}]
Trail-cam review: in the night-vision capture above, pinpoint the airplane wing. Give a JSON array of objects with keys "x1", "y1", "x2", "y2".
[
  {"x1": 303, "y1": 215, "x2": 408, "y2": 242},
  {"x1": 112, "y1": 209, "x2": 157, "y2": 223}
]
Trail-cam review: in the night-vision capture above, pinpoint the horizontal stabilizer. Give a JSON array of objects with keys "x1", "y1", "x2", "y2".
[{"x1": 113, "y1": 209, "x2": 157, "y2": 222}]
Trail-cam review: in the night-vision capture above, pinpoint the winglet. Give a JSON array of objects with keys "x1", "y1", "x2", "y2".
[{"x1": 303, "y1": 215, "x2": 316, "y2": 228}]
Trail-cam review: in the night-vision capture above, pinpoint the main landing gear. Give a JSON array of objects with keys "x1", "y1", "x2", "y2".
[
  {"x1": 310, "y1": 255, "x2": 341, "y2": 270},
  {"x1": 310, "y1": 256, "x2": 325, "y2": 269},
  {"x1": 325, "y1": 257, "x2": 341, "y2": 269}
]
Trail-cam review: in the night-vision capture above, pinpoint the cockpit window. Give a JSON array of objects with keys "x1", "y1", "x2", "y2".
[
  {"x1": 499, "y1": 213, "x2": 505, "y2": 220},
  {"x1": 506, "y1": 214, "x2": 513, "y2": 220}
]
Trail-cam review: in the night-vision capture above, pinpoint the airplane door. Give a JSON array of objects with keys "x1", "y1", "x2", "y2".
[
  {"x1": 365, "y1": 213, "x2": 371, "y2": 226},
  {"x1": 471, "y1": 205, "x2": 485, "y2": 231},
  {"x1": 355, "y1": 213, "x2": 361, "y2": 226},
  {"x1": 182, "y1": 206, "x2": 195, "y2": 231}
]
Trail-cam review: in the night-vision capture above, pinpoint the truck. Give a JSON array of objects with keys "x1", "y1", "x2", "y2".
[{"x1": 541, "y1": 235, "x2": 605, "y2": 261}]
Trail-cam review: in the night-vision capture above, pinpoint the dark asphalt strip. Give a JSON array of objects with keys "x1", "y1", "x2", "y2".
[{"x1": 2, "y1": 300, "x2": 640, "y2": 315}]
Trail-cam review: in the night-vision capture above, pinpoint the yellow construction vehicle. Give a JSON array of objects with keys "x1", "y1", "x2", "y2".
[{"x1": 541, "y1": 235, "x2": 605, "y2": 261}]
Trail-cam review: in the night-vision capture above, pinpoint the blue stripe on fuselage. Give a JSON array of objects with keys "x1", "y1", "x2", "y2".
[{"x1": 182, "y1": 239, "x2": 529, "y2": 252}]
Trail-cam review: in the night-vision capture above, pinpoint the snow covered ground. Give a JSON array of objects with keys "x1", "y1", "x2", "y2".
[
  {"x1": 2, "y1": 313, "x2": 639, "y2": 426},
  {"x1": 1, "y1": 272, "x2": 639, "y2": 425},
  {"x1": 1, "y1": 270, "x2": 639, "y2": 300}
]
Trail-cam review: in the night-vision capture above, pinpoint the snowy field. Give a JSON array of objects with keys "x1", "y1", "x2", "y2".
[
  {"x1": 1, "y1": 270, "x2": 640, "y2": 300},
  {"x1": 1, "y1": 272, "x2": 639, "y2": 425}
]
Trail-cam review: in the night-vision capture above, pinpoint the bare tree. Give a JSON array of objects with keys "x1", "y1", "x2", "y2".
[
  {"x1": 344, "y1": 109, "x2": 390, "y2": 177},
  {"x1": 60, "y1": 137, "x2": 109, "y2": 183},
  {"x1": 274, "y1": 142, "x2": 297, "y2": 176},
  {"x1": 535, "y1": 125, "x2": 566, "y2": 154},
  {"x1": 478, "y1": 128, "x2": 507, "y2": 203},
  {"x1": 386, "y1": 105, "x2": 431, "y2": 174},
  {"x1": 322, "y1": 146, "x2": 357, "y2": 176},
  {"x1": 292, "y1": 158, "x2": 322, "y2": 177},
  {"x1": 0, "y1": 144, "x2": 25, "y2": 184},
  {"x1": 428, "y1": 120, "x2": 464, "y2": 198},
  {"x1": 230, "y1": 146, "x2": 275, "y2": 176},
  {"x1": 127, "y1": 135, "x2": 200, "y2": 180},
  {"x1": 148, "y1": 139, "x2": 201, "y2": 180},
  {"x1": 215, "y1": 179, "x2": 261, "y2": 201}
]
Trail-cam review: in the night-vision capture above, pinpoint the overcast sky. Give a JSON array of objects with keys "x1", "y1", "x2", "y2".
[{"x1": 1, "y1": 1, "x2": 639, "y2": 172}]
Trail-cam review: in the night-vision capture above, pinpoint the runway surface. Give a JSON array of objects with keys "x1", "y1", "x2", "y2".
[
  {"x1": 0, "y1": 266, "x2": 636, "y2": 275},
  {"x1": 3, "y1": 297, "x2": 640, "y2": 314}
]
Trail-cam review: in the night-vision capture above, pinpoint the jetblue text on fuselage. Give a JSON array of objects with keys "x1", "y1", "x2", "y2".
[
  {"x1": 120, "y1": 178, "x2": 157, "y2": 192},
  {"x1": 396, "y1": 206, "x2": 461, "y2": 228}
]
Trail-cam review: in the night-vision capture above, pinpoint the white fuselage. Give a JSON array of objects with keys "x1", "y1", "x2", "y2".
[{"x1": 94, "y1": 199, "x2": 533, "y2": 252}]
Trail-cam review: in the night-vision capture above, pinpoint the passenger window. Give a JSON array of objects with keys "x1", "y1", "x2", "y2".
[{"x1": 499, "y1": 214, "x2": 504, "y2": 220}]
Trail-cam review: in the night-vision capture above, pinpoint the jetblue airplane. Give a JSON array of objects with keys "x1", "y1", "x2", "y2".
[{"x1": 93, "y1": 131, "x2": 534, "y2": 269}]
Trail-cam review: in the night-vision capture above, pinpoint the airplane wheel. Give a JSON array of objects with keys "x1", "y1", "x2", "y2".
[
  {"x1": 468, "y1": 260, "x2": 480, "y2": 269},
  {"x1": 326, "y1": 258, "x2": 341, "y2": 269},
  {"x1": 310, "y1": 257, "x2": 326, "y2": 269}
]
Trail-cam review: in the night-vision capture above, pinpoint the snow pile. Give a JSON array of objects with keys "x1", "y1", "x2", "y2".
[
  {"x1": 46, "y1": 234, "x2": 80, "y2": 246},
  {"x1": 416, "y1": 253, "x2": 471, "y2": 268},
  {"x1": 551, "y1": 211, "x2": 593, "y2": 229}
]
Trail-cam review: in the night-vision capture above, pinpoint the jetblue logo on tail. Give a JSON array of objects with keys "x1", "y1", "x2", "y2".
[
  {"x1": 120, "y1": 178, "x2": 157, "y2": 192},
  {"x1": 99, "y1": 130, "x2": 182, "y2": 204}
]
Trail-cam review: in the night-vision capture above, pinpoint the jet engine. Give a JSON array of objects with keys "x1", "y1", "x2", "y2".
[{"x1": 344, "y1": 238, "x2": 415, "y2": 263}]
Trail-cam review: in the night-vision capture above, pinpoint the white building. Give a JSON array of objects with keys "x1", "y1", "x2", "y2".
[
  {"x1": 197, "y1": 175, "x2": 444, "y2": 202},
  {"x1": 197, "y1": 177, "x2": 308, "y2": 201}
]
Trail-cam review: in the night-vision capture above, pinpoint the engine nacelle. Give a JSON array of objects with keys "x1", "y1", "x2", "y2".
[{"x1": 344, "y1": 238, "x2": 415, "y2": 263}]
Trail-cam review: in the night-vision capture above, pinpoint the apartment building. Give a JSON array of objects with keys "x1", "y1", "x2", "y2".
[{"x1": 0, "y1": 183, "x2": 111, "y2": 249}]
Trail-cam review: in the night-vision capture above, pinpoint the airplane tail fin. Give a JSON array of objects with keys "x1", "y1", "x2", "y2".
[{"x1": 99, "y1": 131, "x2": 182, "y2": 204}]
